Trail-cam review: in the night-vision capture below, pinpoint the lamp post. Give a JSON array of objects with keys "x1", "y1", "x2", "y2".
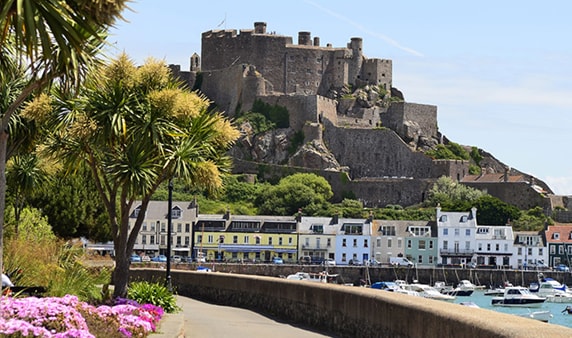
[{"x1": 166, "y1": 179, "x2": 173, "y2": 291}]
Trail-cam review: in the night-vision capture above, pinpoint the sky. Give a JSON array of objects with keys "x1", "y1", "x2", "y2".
[{"x1": 107, "y1": 0, "x2": 572, "y2": 195}]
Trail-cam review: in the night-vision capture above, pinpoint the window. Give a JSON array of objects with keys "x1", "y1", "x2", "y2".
[
  {"x1": 550, "y1": 245, "x2": 556, "y2": 254},
  {"x1": 539, "y1": 248, "x2": 543, "y2": 256},
  {"x1": 268, "y1": 237, "x2": 273, "y2": 245},
  {"x1": 327, "y1": 238, "x2": 331, "y2": 247},
  {"x1": 171, "y1": 207, "x2": 181, "y2": 219},
  {"x1": 478, "y1": 243, "x2": 482, "y2": 251},
  {"x1": 443, "y1": 229, "x2": 448, "y2": 236},
  {"x1": 289, "y1": 237, "x2": 293, "y2": 245},
  {"x1": 465, "y1": 229, "x2": 470, "y2": 236},
  {"x1": 305, "y1": 238, "x2": 310, "y2": 246},
  {"x1": 454, "y1": 229, "x2": 460, "y2": 236},
  {"x1": 376, "y1": 238, "x2": 382, "y2": 247},
  {"x1": 142, "y1": 235, "x2": 147, "y2": 245},
  {"x1": 528, "y1": 248, "x2": 533, "y2": 256},
  {"x1": 353, "y1": 239, "x2": 357, "y2": 247},
  {"x1": 161, "y1": 222, "x2": 166, "y2": 232},
  {"x1": 517, "y1": 247, "x2": 522, "y2": 255},
  {"x1": 316, "y1": 238, "x2": 321, "y2": 248},
  {"x1": 342, "y1": 253, "x2": 347, "y2": 262},
  {"x1": 176, "y1": 236, "x2": 181, "y2": 246},
  {"x1": 418, "y1": 240, "x2": 426, "y2": 250},
  {"x1": 559, "y1": 246, "x2": 564, "y2": 255},
  {"x1": 429, "y1": 241, "x2": 433, "y2": 249},
  {"x1": 233, "y1": 235, "x2": 238, "y2": 244},
  {"x1": 504, "y1": 244, "x2": 508, "y2": 252},
  {"x1": 151, "y1": 222, "x2": 156, "y2": 231},
  {"x1": 495, "y1": 243, "x2": 499, "y2": 251},
  {"x1": 255, "y1": 236, "x2": 261, "y2": 244},
  {"x1": 398, "y1": 239, "x2": 402, "y2": 248},
  {"x1": 207, "y1": 235, "x2": 213, "y2": 243},
  {"x1": 364, "y1": 239, "x2": 368, "y2": 248},
  {"x1": 185, "y1": 236, "x2": 190, "y2": 246},
  {"x1": 407, "y1": 240, "x2": 412, "y2": 248},
  {"x1": 150, "y1": 235, "x2": 155, "y2": 245},
  {"x1": 279, "y1": 237, "x2": 283, "y2": 245},
  {"x1": 342, "y1": 239, "x2": 347, "y2": 247},
  {"x1": 460, "y1": 215, "x2": 467, "y2": 222},
  {"x1": 465, "y1": 241, "x2": 470, "y2": 250},
  {"x1": 160, "y1": 236, "x2": 165, "y2": 245},
  {"x1": 554, "y1": 233, "x2": 560, "y2": 240},
  {"x1": 568, "y1": 246, "x2": 572, "y2": 255},
  {"x1": 443, "y1": 240, "x2": 448, "y2": 250},
  {"x1": 177, "y1": 223, "x2": 182, "y2": 233},
  {"x1": 487, "y1": 243, "x2": 491, "y2": 251},
  {"x1": 418, "y1": 255, "x2": 423, "y2": 264},
  {"x1": 142, "y1": 223, "x2": 147, "y2": 231},
  {"x1": 381, "y1": 226, "x2": 396, "y2": 236},
  {"x1": 244, "y1": 236, "x2": 249, "y2": 244},
  {"x1": 185, "y1": 223, "x2": 190, "y2": 232}
]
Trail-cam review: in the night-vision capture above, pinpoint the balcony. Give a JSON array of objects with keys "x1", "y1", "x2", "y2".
[{"x1": 440, "y1": 249, "x2": 474, "y2": 256}]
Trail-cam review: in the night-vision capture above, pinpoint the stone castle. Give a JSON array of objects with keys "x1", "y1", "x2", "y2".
[{"x1": 169, "y1": 22, "x2": 570, "y2": 217}]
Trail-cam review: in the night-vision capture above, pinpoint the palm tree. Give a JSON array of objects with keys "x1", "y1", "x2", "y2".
[
  {"x1": 0, "y1": 0, "x2": 128, "y2": 280},
  {"x1": 46, "y1": 55, "x2": 240, "y2": 297}
]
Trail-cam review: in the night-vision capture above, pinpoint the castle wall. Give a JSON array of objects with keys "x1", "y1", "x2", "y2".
[
  {"x1": 382, "y1": 102, "x2": 438, "y2": 140},
  {"x1": 231, "y1": 159, "x2": 433, "y2": 207},
  {"x1": 322, "y1": 121, "x2": 435, "y2": 179},
  {"x1": 359, "y1": 59, "x2": 392, "y2": 91},
  {"x1": 257, "y1": 95, "x2": 337, "y2": 131},
  {"x1": 463, "y1": 182, "x2": 552, "y2": 211},
  {"x1": 432, "y1": 159, "x2": 470, "y2": 181},
  {"x1": 200, "y1": 64, "x2": 248, "y2": 116},
  {"x1": 201, "y1": 23, "x2": 391, "y2": 99}
]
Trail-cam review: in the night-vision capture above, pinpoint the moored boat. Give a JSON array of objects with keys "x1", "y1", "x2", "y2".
[
  {"x1": 285, "y1": 271, "x2": 338, "y2": 283},
  {"x1": 403, "y1": 283, "x2": 456, "y2": 301},
  {"x1": 491, "y1": 286, "x2": 546, "y2": 307}
]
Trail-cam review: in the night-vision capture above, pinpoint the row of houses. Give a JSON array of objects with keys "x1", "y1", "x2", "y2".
[{"x1": 110, "y1": 201, "x2": 572, "y2": 269}]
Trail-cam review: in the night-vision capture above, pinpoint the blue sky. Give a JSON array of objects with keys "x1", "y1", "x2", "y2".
[{"x1": 108, "y1": 0, "x2": 572, "y2": 195}]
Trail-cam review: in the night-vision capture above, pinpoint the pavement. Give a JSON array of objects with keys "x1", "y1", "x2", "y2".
[{"x1": 151, "y1": 295, "x2": 332, "y2": 338}]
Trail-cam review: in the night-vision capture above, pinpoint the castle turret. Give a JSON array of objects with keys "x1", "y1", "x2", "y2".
[
  {"x1": 254, "y1": 22, "x2": 266, "y2": 34},
  {"x1": 298, "y1": 31, "x2": 312, "y2": 46},
  {"x1": 313, "y1": 37, "x2": 320, "y2": 47}
]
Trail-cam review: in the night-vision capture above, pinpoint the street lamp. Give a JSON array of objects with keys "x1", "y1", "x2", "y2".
[{"x1": 166, "y1": 179, "x2": 173, "y2": 291}]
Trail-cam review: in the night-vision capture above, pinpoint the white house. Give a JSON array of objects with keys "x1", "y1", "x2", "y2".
[
  {"x1": 474, "y1": 225, "x2": 514, "y2": 268},
  {"x1": 436, "y1": 207, "x2": 477, "y2": 266}
]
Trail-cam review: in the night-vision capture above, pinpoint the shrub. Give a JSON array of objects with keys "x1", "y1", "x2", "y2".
[{"x1": 127, "y1": 281, "x2": 180, "y2": 314}]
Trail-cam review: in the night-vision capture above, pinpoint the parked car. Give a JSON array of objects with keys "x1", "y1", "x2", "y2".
[
  {"x1": 322, "y1": 258, "x2": 336, "y2": 267},
  {"x1": 389, "y1": 257, "x2": 414, "y2": 267},
  {"x1": 272, "y1": 257, "x2": 284, "y2": 264},
  {"x1": 367, "y1": 259, "x2": 381, "y2": 266},
  {"x1": 151, "y1": 255, "x2": 167, "y2": 262},
  {"x1": 555, "y1": 264, "x2": 570, "y2": 272},
  {"x1": 299, "y1": 256, "x2": 312, "y2": 264},
  {"x1": 129, "y1": 254, "x2": 142, "y2": 263},
  {"x1": 141, "y1": 255, "x2": 151, "y2": 262},
  {"x1": 348, "y1": 259, "x2": 362, "y2": 266},
  {"x1": 172, "y1": 255, "x2": 182, "y2": 263}
]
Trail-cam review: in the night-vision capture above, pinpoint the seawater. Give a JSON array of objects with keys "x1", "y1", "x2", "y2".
[{"x1": 454, "y1": 290, "x2": 572, "y2": 328}]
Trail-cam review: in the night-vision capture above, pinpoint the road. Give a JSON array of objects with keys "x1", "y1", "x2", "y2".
[{"x1": 178, "y1": 296, "x2": 335, "y2": 338}]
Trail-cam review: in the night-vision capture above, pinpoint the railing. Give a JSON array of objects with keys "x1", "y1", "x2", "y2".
[{"x1": 440, "y1": 249, "x2": 474, "y2": 255}]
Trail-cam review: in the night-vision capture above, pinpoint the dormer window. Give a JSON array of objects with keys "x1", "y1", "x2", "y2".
[
  {"x1": 171, "y1": 206, "x2": 182, "y2": 219},
  {"x1": 132, "y1": 205, "x2": 142, "y2": 218},
  {"x1": 460, "y1": 215, "x2": 468, "y2": 223},
  {"x1": 554, "y1": 233, "x2": 560, "y2": 240},
  {"x1": 440, "y1": 215, "x2": 448, "y2": 222}
]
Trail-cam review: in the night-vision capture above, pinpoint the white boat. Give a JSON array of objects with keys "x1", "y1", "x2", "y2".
[
  {"x1": 443, "y1": 280, "x2": 476, "y2": 296},
  {"x1": 403, "y1": 283, "x2": 456, "y2": 301},
  {"x1": 371, "y1": 281, "x2": 420, "y2": 297},
  {"x1": 286, "y1": 271, "x2": 337, "y2": 283},
  {"x1": 532, "y1": 276, "x2": 572, "y2": 303},
  {"x1": 491, "y1": 286, "x2": 546, "y2": 307},
  {"x1": 462, "y1": 302, "x2": 552, "y2": 322},
  {"x1": 517, "y1": 309, "x2": 553, "y2": 322}
]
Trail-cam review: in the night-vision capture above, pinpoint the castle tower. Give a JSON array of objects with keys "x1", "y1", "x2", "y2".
[
  {"x1": 298, "y1": 31, "x2": 312, "y2": 46},
  {"x1": 348, "y1": 37, "x2": 364, "y2": 86},
  {"x1": 254, "y1": 22, "x2": 267, "y2": 34},
  {"x1": 313, "y1": 37, "x2": 320, "y2": 47},
  {"x1": 190, "y1": 53, "x2": 200, "y2": 72}
]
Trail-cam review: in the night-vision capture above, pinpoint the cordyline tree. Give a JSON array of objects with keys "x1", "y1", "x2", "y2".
[
  {"x1": 0, "y1": 0, "x2": 128, "y2": 280},
  {"x1": 45, "y1": 54, "x2": 240, "y2": 297}
]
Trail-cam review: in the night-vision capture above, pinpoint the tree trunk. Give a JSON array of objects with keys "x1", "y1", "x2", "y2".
[
  {"x1": 0, "y1": 130, "x2": 8, "y2": 279},
  {"x1": 112, "y1": 252, "x2": 130, "y2": 298}
]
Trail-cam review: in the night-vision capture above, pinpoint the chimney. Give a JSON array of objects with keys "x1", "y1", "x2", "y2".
[
  {"x1": 313, "y1": 37, "x2": 320, "y2": 47},
  {"x1": 330, "y1": 212, "x2": 339, "y2": 225},
  {"x1": 223, "y1": 207, "x2": 230, "y2": 220}
]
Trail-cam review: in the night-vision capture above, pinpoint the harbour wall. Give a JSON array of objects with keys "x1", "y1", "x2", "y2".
[{"x1": 130, "y1": 268, "x2": 572, "y2": 338}]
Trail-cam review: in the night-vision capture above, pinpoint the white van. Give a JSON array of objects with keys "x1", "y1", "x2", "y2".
[{"x1": 390, "y1": 257, "x2": 414, "y2": 267}]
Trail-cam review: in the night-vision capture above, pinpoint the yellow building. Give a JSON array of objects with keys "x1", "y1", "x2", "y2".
[{"x1": 193, "y1": 214, "x2": 299, "y2": 263}]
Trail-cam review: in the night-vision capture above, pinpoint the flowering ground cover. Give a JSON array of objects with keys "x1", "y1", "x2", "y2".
[{"x1": 0, "y1": 295, "x2": 164, "y2": 337}]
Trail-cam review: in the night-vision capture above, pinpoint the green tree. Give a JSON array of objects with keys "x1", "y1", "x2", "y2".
[
  {"x1": 6, "y1": 154, "x2": 50, "y2": 235},
  {"x1": 46, "y1": 55, "x2": 240, "y2": 297},
  {"x1": 473, "y1": 195, "x2": 520, "y2": 226},
  {"x1": 0, "y1": 0, "x2": 128, "y2": 284},
  {"x1": 255, "y1": 173, "x2": 333, "y2": 215},
  {"x1": 424, "y1": 176, "x2": 484, "y2": 209}
]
